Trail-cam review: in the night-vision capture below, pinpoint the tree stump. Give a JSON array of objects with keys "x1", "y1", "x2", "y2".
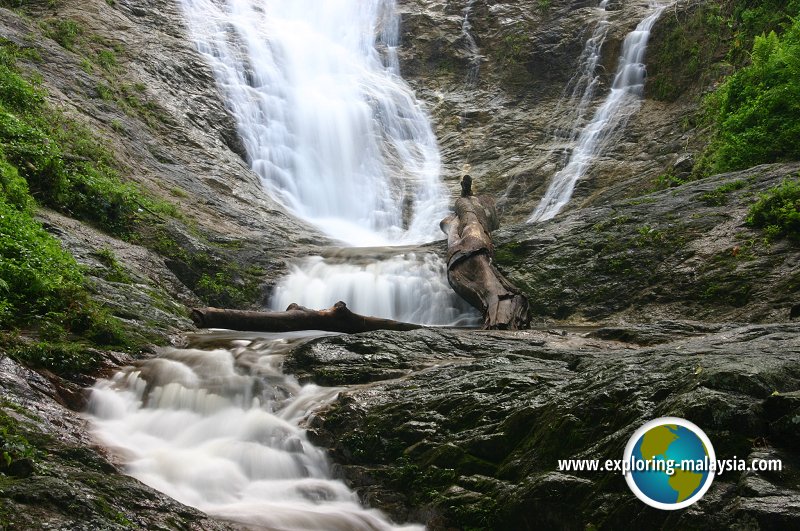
[{"x1": 440, "y1": 195, "x2": 530, "y2": 330}]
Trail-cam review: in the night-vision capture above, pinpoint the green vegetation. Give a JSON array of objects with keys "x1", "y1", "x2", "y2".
[
  {"x1": 497, "y1": 29, "x2": 529, "y2": 69},
  {"x1": 652, "y1": 169, "x2": 686, "y2": 190},
  {"x1": 6, "y1": 340, "x2": 105, "y2": 374},
  {"x1": 701, "y1": 15, "x2": 800, "y2": 174},
  {"x1": 700, "y1": 179, "x2": 748, "y2": 206},
  {"x1": 0, "y1": 403, "x2": 37, "y2": 472},
  {"x1": 536, "y1": 0, "x2": 551, "y2": 14},
  {"x1": 95, "y1": 49, "x2": 117, "y2": 71},
  {"x1": 44, "y1": 19, "x2": 83, "y2": 51},
  {"x1": 746, "y1": 177, "x2": 800, "y2": 242},
  {"x1": 136, "y1": 225, "x2": 263, "y2": 308},
  {"x1": 92, "y1": 247, "x2": 132, "y2": 283},
  {"x1": 650, "y1": 0, "x2": 800, "y2": 102},
  {"x1": 0, "y1": 39, "x2": 181, "y2": 371},
  {"x1": 1, "y1": 43, "x2": 173, "y2": 236}
]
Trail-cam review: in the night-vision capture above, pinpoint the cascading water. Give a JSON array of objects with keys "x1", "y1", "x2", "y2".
[
  {"x1": 88, "y1": 1, "x2": 470, "y2": 528},
  {"x1": 180, "y1": 0, "x2": 470, "y2": 322},
  {"x1": 270, "y1": 252, "x2": 479, "y2": 326},
  {"x1": 88, "y1": 333, "x2": 423, "y2": 530},
  {"x1": 180, "y1": 0, "x2": 446, "y2": 245},
  {"x1": 461, "y1": 0, "x2": 481, "y2": 86},
  {"x1": 549, "y1": 1, "x2": 611, "y2": 158},
  {"x1": 528, "y1": 3, "x2": 666, "y2": 223}
]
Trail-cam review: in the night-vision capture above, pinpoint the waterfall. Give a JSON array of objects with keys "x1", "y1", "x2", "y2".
[
  {"x1": 528, "y1": 3, "x2": 665, "y2": 222},
  {"x1": 180, "y1": 0, "x2": 447, "y2": 246},
  {"x1": 551, "y1": 2, "x2": 611, "y2": 157},
  {"x1": 270, "y1": 252, "x2": 479, "y2": 326},
  {"x1": 180, "y1": 0, "x2": 469, "y2": 323},
  {"x1": 88, "y1": 2, "x2": 470, "y2": 528},
  {"x1": 461, "y1": 0, "x2": 481, "y2": 86},
  {"x1": 88, "y1": 334, "x2": 423, "y2": 530}
]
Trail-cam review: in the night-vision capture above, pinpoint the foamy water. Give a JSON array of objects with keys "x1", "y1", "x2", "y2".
[{"x1": 88, "y1": 333, "x2": 423, "y2": 530}]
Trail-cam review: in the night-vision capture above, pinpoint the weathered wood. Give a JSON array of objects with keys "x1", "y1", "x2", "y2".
[
  {"x1": 191, "y1": 301, "x2": 423, "y2": 334},
  {"x1": 440, "y1": 195, "x2": 530, "y2": 330}
]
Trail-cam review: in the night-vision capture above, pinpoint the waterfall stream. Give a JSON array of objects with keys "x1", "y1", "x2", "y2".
[
  {"x1": 178, "y1": 0, "x2": 470, "y2": 321},
  {"x1": 88, "y1": 332, "x2": 422, "y2": 530},
  {"x1": 88, "y1": 1, "x2": 469, "y2": 528},
  {"x1": 179, "y1": 0, "x2": 446, "y2": 245},
  {"x1": 529, "y1": 2, "x2": 666, "y2": 222},
  {"x1": 461, "y1": 0, "x2": 481, "y2": 86},
  {"x1": 270, "y1": 252, "x2": 479, "y2": 326}
]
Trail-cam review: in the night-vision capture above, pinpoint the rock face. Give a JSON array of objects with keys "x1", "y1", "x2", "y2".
[
  {"x1": 494, "y1": 162, "x2": 800, "y2": 324},
  {"x1": 393, "y1": 0, "x2": 799, "y2": 325},
  {"x1": 294, "y1": 324, "x2": 800, "y2": 530},
  {"x1": 1, "y1": 0, "x2": 798, "y2": 528},
  {"x1": 396, "y1": 0, "x2": 718, "y2": 220},
  {"x1": 1, "y1": 0, "x2": 321, "y2": 526}
]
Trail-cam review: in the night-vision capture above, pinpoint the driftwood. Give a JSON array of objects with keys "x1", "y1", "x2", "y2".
[
  {"x1": 191, "y1": 301, "x2": 423, "y2": 334},
  {"x1": 440, "y1": 193, "x2": 530, "y2": 330}
]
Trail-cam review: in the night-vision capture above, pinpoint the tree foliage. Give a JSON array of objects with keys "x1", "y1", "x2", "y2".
[{"x1": 704, "y1": 14, "x2": 800, "y2": 173}]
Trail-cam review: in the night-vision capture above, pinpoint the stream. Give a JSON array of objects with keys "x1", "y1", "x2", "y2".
[
  {"x1": 529, "y1": 1, "x2": 666, "y2": 222},
  {"x1": 88, "y1": 1, "x2": 462, "y2": 528},
  {"x1": 88, "y1": 331, "x2": 422, "y2": 530},
  {"x1": 87, "y1": 0, "x2": 661, "y2": 528}
]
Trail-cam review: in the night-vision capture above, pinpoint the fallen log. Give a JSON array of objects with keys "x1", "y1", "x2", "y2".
[
  {"x1": 440, "y1": 189, "x2": 530, "y2": 330},
  {"x1": 191, "y1": 301, "x2": 423, "y2": 334}
]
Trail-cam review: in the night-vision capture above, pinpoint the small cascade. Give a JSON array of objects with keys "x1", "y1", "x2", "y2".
[
  {"x1": 550, "y1": 2, "x2": 611, "y2": 157},
  {"x1": 179, "y1": 0, "x2": 446, "y2": 245},
  {"x1": 461, "y1": 0, "x2": 481, "y2": 86},
  {"x1": 88, "y1": 333, "x2": 423, "y2": 530},
  {"x1": 270, "y1": 252, "x2": 480, "y2": 326},
  {"x1": 529, "y1": 3, "x2": 666, "y2": 222}
]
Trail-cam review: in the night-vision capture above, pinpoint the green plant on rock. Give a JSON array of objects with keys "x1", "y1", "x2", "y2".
[
  {"x1": 92, "y1": 247, "x2": 132, "y2": 283},
  {"x1": 95, "y1": 49, "x2": 117, "y2": 71},
  {"x1": 536, "y1": 0, "x2": 551, "y2": 14},
  {"x1": 702, "y1": 15, "x2": 800, "y2": 174},
  {"x1": 699, "y1": 179, "x2": 747, "y2": 206},
  {"x1": 1, "y1": 44, "x2": 176, "y2": 236},
  {"x1": 44, "y1": 19, "x2": 84, "y2": 51},
  {"x1": 652, "y1": 169, "x2": 686, "y2": 190},
  {"x1": 746, "y1": 177, "x2": 800, "y2": 242},
  {"x1": 0, "y1": 404, "x2": 37, "y2": 472}
]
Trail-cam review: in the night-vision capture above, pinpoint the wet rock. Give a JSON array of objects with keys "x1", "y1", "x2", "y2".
[
  {"x1": 297, "y1": 324, "x2": 800, "y2": 530},
  {"x1": 398, "y1": 0, "x2": 696, "y2": 221},
  {"x1": 493, "y1": 163, "x2": 800, "y2": 324},
  {"x1": 2, "y1": 0, "x2": 326, "y2": 342}
]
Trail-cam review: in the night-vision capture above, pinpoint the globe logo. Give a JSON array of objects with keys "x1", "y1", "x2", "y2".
[{"x1": 624, "y1": 417, "x2": 716, "y2": 510}]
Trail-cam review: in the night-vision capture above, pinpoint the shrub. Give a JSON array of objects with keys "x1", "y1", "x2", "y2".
[
  {"x1": 703, "y1": 16, "x2": 800, "y2": 173},
  {"x1": 0, "y1": 40, "x2": 143, "y2": 360},
  {"x1": 0, "y1": 195, "x2": 83, "y2": 321},
  {"x1": 0, "y1": 46, "x2": 174, "y2": 236},
  {"x1": 746, "y1": 177, "x2": 800, "y2": 242},
  {"x1": 44, "y1": 19, "x2": 83, "y2": 51}
]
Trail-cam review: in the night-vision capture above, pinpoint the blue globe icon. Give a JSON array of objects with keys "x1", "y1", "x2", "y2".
[{"x1": 624, "y1": 417, "x2": 716, "y2": 510}]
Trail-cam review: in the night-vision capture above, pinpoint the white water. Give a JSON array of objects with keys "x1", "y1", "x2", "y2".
[
  {"x1": 270, "y1": 253, "x2": 479, "y2": 326},
  {"x1": 529, "y1": 3, "x2": 665, "y2": 222},
  {"x1": 88, "y1": 333, "x2": 423, "y2": 530},
  {"x1": 180, "y1": 0, "x2": 467, "y2": 326},
  {"x1": 461, "y1": 0, "x2": 481, "y2": 86},
  {"x1": 88, "y1": 2, "x2": 465, "y2": 529},
  {"x1": 180, "y1": 0, "x2": 447, "y2": 245},
  {"x1": 549, "y1": 2, "x2": 611, "y2": 155}
]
